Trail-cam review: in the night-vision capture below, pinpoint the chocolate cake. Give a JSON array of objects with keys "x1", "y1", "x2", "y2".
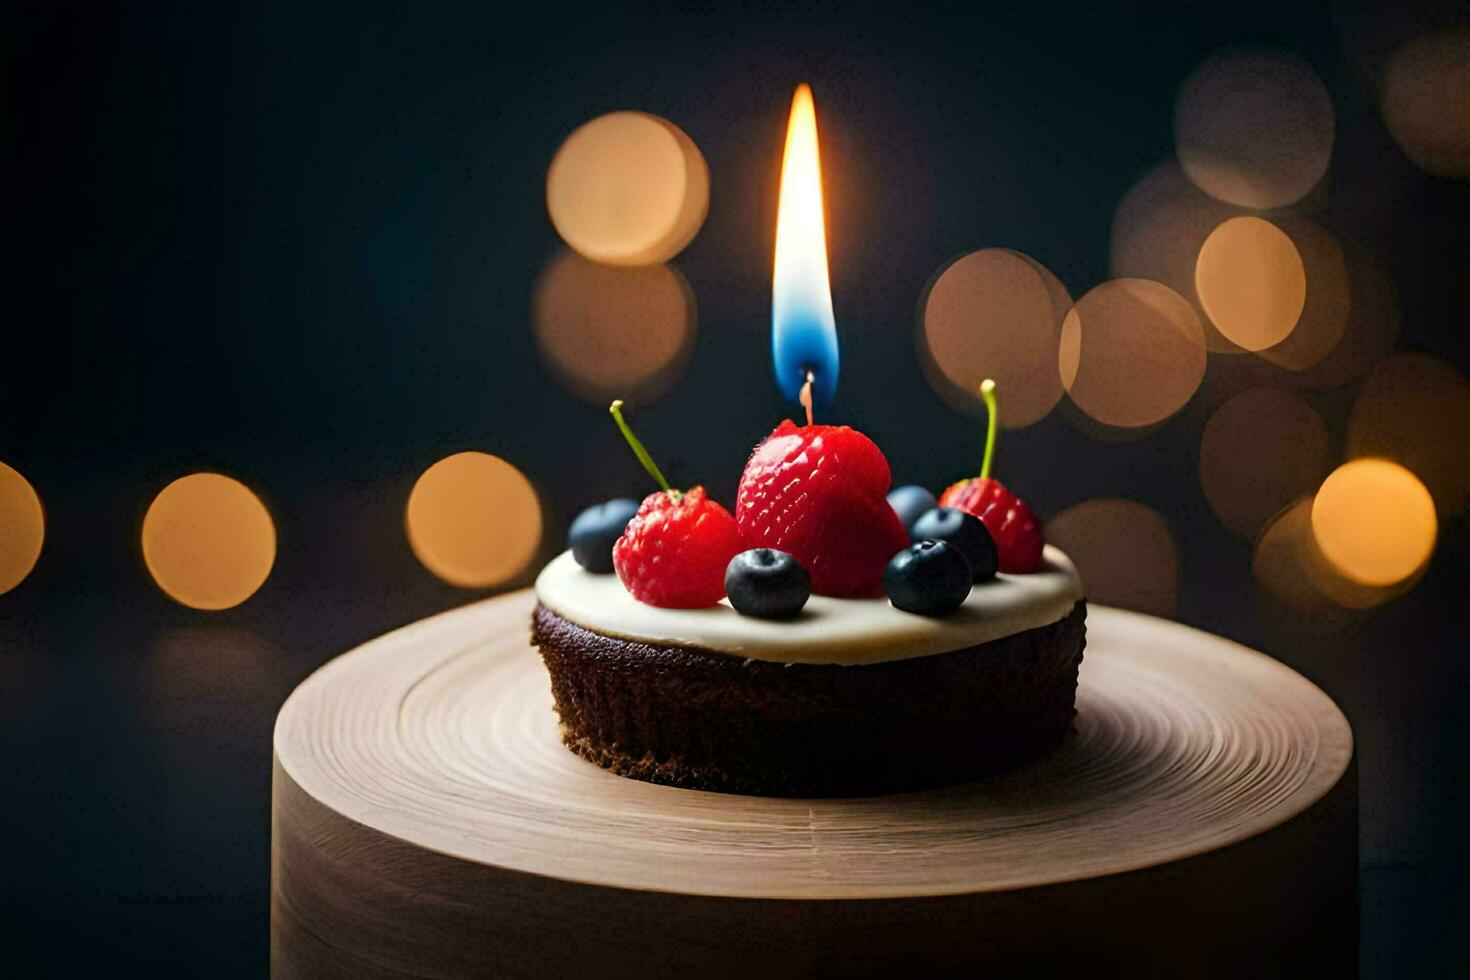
[{"x1": 531, "y1": 546, "x2": 1087, "y2": 796}]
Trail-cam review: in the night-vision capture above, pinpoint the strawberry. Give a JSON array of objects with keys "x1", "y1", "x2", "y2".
[
  {"x1": 938, "y1": 477, "x2": 1044, "y2": 573},
  {"x1": 938, "y1": 379, "x2": 1046, "y2": 573},
  {"x1": 613, "y1": 487, "x2": 744, "y2": 607},
  {"x1": 605, "y1": 400, "x2": 745, "y2": 608},
  {"x1": 735, "y1": 420, "x2": 909, "y2": 597}
]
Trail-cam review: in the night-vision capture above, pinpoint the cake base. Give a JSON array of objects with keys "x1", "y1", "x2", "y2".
[
  {"x1": 532, "y1": 600, "x2": 1087, "y2": 796},
  {"x1": 271, "y1": 592, "x2": 1356, "y2": 978}
]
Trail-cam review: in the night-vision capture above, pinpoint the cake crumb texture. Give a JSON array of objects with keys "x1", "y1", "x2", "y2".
[{"x1": 531, "y1": 601, "x2": 1087, "y2": 797}]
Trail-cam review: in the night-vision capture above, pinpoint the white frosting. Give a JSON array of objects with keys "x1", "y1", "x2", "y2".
[{"x1": 534, "y1": 545, "x2": 1084, "y2": 666}]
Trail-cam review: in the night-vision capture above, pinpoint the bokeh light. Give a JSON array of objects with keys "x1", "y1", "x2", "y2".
[
  {"x1": 1348, "y1": 353, "x2": 1470, "y2": 516},
  {"x1": 1381, "y1": 29, "x2": 1470, "y2": 179},
  {"x1": 1109, "y1": 161, "x2": 1245, "y2": 354},
  {"x1": 1195, "y1": 216, "x2": 1306, "y2": 352},
  {"x1": 533, "y1": 249, "x2": 696, "y2": 406},
  {"x1": 546, "y1": 111, "x2": 709, "y2": 266},
  {"x1": 142, "y1": 473, "x2": 276, "y2": 610},
  {"x1": 1254, "y1": 214, "x2": 1351, "y2": 373},
  {"x1": 1059, "y1": 278, "x2": 1207, "y2": 428},
  {"x1": 0, "y1": 461, "x2": 45, "y2": 596},
  {"x1": 406, "y1": 452, "x2": 542, "y2": 588},
  {"x1": 1290, "y1": 240, "x2": 1400, "y2": 389},
  {"x1": 1174, "y1": 49, "x2": 1335, "y2": 209},
  {"x1": 1253, "y1": 497, "x2": 1413, "y2": 613},
  {"x1": 917, "y1": 248, "x2": 1071, "y2": 427},
  {"x1": 1252, "y1": 498, "x2": 1335, "y2": 614},
  {"x1": 1312, "y1": 459, "x2": 1436, "y2": 588},
  {"x1": 1045, "y1": 498, "x2": 1179, "y2": 617},
  {"x1": 1200, "y1": 388, "x2": 1329, "y2": 541}
]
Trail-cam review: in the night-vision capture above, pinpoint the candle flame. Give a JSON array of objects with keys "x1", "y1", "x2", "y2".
[{"x1": 772, "y1": 83, "x2": 839, "y2": 406}]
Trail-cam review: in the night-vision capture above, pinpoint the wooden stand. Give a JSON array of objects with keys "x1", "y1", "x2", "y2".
[{"x1": 271, "y1": 594, "x2": 1356, "y2": 978}]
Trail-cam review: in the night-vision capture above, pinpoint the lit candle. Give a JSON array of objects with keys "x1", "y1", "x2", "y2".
[{"x1": 772, "y1": 83, "x2": 839, "y2": 415}]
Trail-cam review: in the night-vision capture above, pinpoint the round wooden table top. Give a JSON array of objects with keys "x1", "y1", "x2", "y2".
[{"x1": 273, "y1": 591, "x2": 1352, "y2": 901}]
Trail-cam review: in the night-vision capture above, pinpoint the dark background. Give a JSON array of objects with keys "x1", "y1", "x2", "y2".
[{"x1": 4, "y1": 2, "x2": 1467, "y2": 975}]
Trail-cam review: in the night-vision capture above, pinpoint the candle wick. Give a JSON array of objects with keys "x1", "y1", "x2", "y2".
[{"x1": 799, "y1": 370, "x2": 815, "y2": 426}]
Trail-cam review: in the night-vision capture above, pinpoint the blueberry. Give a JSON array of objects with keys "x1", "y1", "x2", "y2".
[
  {"x1": 910, "y1": 507, "x2": 998, "y2": 581},
  {"x1": 569, "y1": 498, "x2": 640, "y2": 573},
  {"x1": 887, "y1": 484, "x2": 939, "y2": 539},
  {"x1": 883, "y1": 540, "x2": 973, "y2": 616},
  {"x1": 725, "y1": 548, "x2": 811, "y2": 619}
]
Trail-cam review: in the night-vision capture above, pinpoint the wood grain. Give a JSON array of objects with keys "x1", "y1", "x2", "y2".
[{"x1": 272, "y1": 592, "x2": 1356, "y2": 977}]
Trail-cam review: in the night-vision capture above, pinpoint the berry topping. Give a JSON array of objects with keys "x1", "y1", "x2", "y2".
[
  {"x1": 725, "y1": 548, "x2": 811, "y2": 619},
  {"x1": 939, "y1": 478, "x2": 1044, "y2": 574},
  {"x1": 883, "y1": 540, "x2": 973, "y2": 616},
  {"x1": 606, "y1": 401, "x2": 743, "y2": 607},
  {"x1": 911, "y1": 507, "x2": 998, "y2": 581},
  {"x1": 938, "y1": 379, "x2": 1045, "y2": 573},
  {"x1": 735, "y1": 420, "x2": 910, "y2": 597},
  {"x1": 569, "y1": 498, "x2": 640, "y2": 573},
  {"x1": 613, "y1": 487, "x2": 744, "y2": 607},
  {"x1": 887, "y1": 484, "x2": 939, "y2": 539}
]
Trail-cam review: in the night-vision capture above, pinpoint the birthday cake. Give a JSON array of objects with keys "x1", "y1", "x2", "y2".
[{"x1": 531, "y1": 389, "x2": 1088, "y2": 796}]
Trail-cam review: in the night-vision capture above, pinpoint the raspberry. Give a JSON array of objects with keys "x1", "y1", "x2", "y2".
[
  {"x1": 939, "y1": 477, "x2": 1045, "y2": 573},
  {"x1": 613, "y1": 487, "x2": 744, "y2": 608},
  {"x1": 735, "y1": 420, "x2": 909, "y2": 597}
]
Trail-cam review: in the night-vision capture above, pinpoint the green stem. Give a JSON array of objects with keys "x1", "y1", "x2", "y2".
[
  {"x1": 609, "y1": 400, "x2": 678, "y2": 500},
  {"x1": 979, "y1": 379, "x2": 998, "y2": 480}
]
